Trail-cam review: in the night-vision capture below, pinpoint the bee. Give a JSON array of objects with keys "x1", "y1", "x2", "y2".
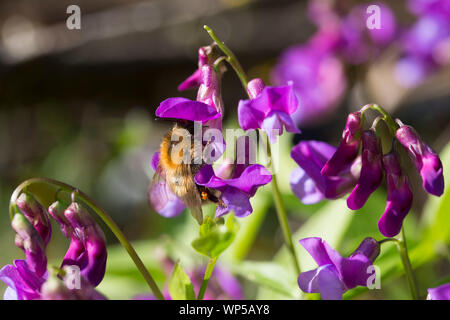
[{"x1": 149, "y1": 120, "x2": 225, "y2": 225}]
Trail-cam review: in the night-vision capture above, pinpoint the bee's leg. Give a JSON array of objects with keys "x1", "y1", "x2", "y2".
[{"x1": 198, "y1": 186, "x2": 227, "y2": 208}]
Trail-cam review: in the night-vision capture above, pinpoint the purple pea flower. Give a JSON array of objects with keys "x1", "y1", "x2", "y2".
[
  {"x1": 11, "y1": 213, "x2": 47, "y2": 278},
  {"x1": 427, "y1": 283, "x2": 450, "y2": 300},
  {"x1": 395, "y1": 124, "x2": 444, "y2": 196},
  {"x1": 61, "y1": 202, "x2": 107, "y2": 287},
  {"x1": 290, "y1": 140, "x2": 360, "y2": 204},
  {"x1": 195, "y1": 163, "x2": 272, "y2": 218},
  {"x1": 298, "y1": 237, "x2": 380, "y2": 300},
  {"x1": 16, "y1": 192, "x2": 51, "y2": 246},
  {"x1": 0, "y1": 259, "x2": 45, "y2": 300},
  {"x1": 238, "y1": 78, "x2": 300, "y2": 143},
  {"x1": 347, "y1": 130, "x2": 383, "y2": 210},
  {"x1": 321, "y1": 112, "x2": 363, "y2": 177},
  {"x1": 178, "y1": 46, "x2": 211, "y2": 91},
  {"x1": 378, "y1": 151, "x2": 413, "y2": 237},
  {"x1": 2, "y1": 196, "x2": 108, "y2": 300}
]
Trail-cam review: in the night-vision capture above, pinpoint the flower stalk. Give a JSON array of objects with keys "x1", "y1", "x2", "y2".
[
  {"x1": 197, "y1": 257, "x2": 218, "y2": 300},
  {"x1": 204, "y1": 25, "x2": 301, "y2": 275},
  {"x1": 396, "y1": 227, "x2": 420, "y2": 300},
  {"x1": 9, "y1": 177, "x2": 165, "y2": 300}
]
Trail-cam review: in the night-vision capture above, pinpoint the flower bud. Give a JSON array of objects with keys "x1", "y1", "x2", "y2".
[
  {"x1": 63, "y1": 203, "x2": 107, "y2": 287},
  {"x1": 347, "y1": 130, "x2": 383, "y2": 210},
  {"x1": 395, "y1": 125, "x2": 444, "y2": 196},
  {"x1": 16, "y1": 192, "x2": 51, "y2": 246},
  {"x1": 350, "y1": 237, "x2": 380, "y2": 262},
  {"x1": 247, "y1": 78, "x2": 265, "y2": 99},
  {"x1": 378, "y1": 152, "x2": 413, "y2": 237},
  {"x1": 197, "y1": 64, "x2": 223, "y2": 114},
  {"x1": 11, "y1": 213, "x2": 47, "y2": 277},
  {"x1": 48, "y1": 201, "x2": 72, "y2": 237},
  {"x1": 321, "y1": 112, "x2": 363, "y2": 176}
]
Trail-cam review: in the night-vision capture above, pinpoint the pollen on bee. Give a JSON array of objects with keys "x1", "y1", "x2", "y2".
[{"x1": 201, "y1": 191, "x2": 208, "y2": 201}]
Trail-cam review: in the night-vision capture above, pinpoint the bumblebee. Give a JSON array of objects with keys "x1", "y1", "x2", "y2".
[{"x1": 149, "y1": 120, "x2": 224, "y2": 225}]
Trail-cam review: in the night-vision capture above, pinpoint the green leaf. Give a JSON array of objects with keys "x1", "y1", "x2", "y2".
[
  {"x1": 168, "y1": 262, "x2": 196, "y2": 300},
  {"x1": 191, "y1": 215, "x2": 239, "y2": 258}
]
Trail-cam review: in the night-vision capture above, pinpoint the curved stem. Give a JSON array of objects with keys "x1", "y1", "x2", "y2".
[
  {"x1": 204, "y1": 25, "x2": 301, "y2": 276},
  {"x1": 362, "y1": 104, "x2": 399, "y2": 136},
  {"x1": 9, "y1": 177, "x2": 165, "y2": 300},
  {"x1": 204, "y1": 25, "x2": 248, "y2": 89},
  {"x1": 197, "y1": 257, "x2": 217, "y2": 300},
  {"x1": 396, "y1": 227, "x2": 420, "y2": 300}
]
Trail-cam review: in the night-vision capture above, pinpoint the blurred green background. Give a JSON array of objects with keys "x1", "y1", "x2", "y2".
[{"x1": 0, "y1": 0, "x2": 449, "y2": 299}]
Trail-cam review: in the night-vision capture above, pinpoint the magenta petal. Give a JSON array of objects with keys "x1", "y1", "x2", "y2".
[
  {"x1": 378, "y1": 152, "x2": 413, "y2": 237},
  {"x1": 339, "y1": 254, "x2": 372, "y2": 289},
  {"x1": 237, "y1": 99, "x2": 266, "y2": 130},
  {"x1": 156, "y1": 98, "x2": 220, "y2": 122},
  {"x1": 321, "y1": 112, "x2": 363, "y2": 177},
  {"x1": 218, "y1": 188, "x2": 253, "y2": 218},
  {"x1": 178, "y1": 69, "x2": 202, "y2": 91},
  {"x1": 299, "y1": 237, "x2": 334, "y2": 266},
  {"x1": 396, "y1": 125, "x2": 444, "y2": 196},
  {"x1": 316, "y1": 265, "x2": 344, "y2": 300},
  {"x1": 291, "y1": 140, "x2": 337, "y2": 195},
  {"x1": 290, "y1": 167, "x2": 325, "y2": 204},
  {"x1": 428, "y1": 283, "x2": 450, "y2": 300},
  {"x1": 347, "y1": 131, "x2": 383, "y2": 210},
  {"x1": 298, "y1": 265, "x2": 343, "y2": 300}
]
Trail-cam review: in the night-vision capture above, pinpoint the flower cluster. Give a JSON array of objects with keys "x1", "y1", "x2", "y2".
[
  {"x1": 0, "y1": 193, "x2": 107, "y2": 300},
  {"x1": 272, "y1": 1, "x2": 396, "y2": 125},
  {"x1": 395, "y1": 0, "x2": 450, "y2": 87},
  {"x1": 291, "y1": 107, "x2": 444, "y2": 237},
  {"x1": 148, "y1": 43, "x2": 301, "y2": 221}
]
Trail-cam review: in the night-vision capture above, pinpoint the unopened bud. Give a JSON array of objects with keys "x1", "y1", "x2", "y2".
[{"x1": 16, "y1": 192, "x2": 51, "y2": 246}]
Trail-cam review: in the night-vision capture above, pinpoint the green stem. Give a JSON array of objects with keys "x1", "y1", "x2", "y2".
[
  {"x1": 203, "y1": 25, "x2": 248, "y2": 89},
  {"x1": 396, "y1": 227, "x2": 420, "y2": 300},
  {"x1": 9, "y1": 177, "x2": 165, "y2": 300},
  {"x1": 197, "y1": 257, "x2": 218, "y2": 300},
  {"x1": 204, "y1": 25, "x2": 301, "y2": 275},
  {"x1": 271, "y1": 172, "x2": 302, "y2": 275}
]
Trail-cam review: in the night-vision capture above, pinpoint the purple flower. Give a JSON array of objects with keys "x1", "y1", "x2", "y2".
[
  {"x1": 0, "y1": 260, "x2": 45, "y2": 300},
  {"x1": 378, "y1": 151, "x2": 413, "y2": 237},
  {"x1": 427, "y1": 283, "x2": 450, "y2": 300},
  {"x1": 271, "y1": 44, "x2": 346, "y2": 126},
  {"x1": 11, "y1": 213, "x2": 47, "y2": 278},
  {"x1": 178, "y1": 46, "x2": 212, "y2": 91},
  {"x1": 238, "y1": 79, "x2": 300, "y2": 143},
  {"x1": 60, "y1": 202, "x2": 107, "y2": 287},
  {"x1": 290, "y1": 140, "x2": 360, "y2": 204},
  {"x1": 298, "y1": 237, "x2": 380, "y2": 300},
  {"x1": 321, "y1": 112, "x2": 363, "y2": 177},
  {"x1": 16, "y1": 192, "x2": 51, "y2": 246},
  {"x1": 2, "y1": 197, "x2": 108, "y2": 300},
  {"x1": 195, "y1": 163, "x2": 272, "y2": 218},
  {"x1": 347, "y1": 130, "x2": 383, "y2": 210},
  {"x1": 396, "y1": 124, "x2": 444, "y2": 196},
  {"x1": 156, "y1": 97, "x2": 220, "y2": 123}
]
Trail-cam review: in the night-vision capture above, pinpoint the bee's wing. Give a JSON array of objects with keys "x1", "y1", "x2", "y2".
[{"x1": 148, "y1": 166, "x2": 185, "y2": 217}]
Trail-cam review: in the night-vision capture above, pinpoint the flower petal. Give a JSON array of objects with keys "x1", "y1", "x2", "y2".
[{"x1": 156, "y1": 98, "x2": 220, "y2": 122}]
